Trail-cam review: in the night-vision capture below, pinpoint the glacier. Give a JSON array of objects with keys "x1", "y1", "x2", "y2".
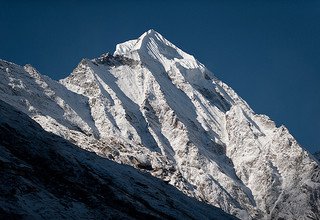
[{"x1": 0, "y1": 29, "x2": 319, "y2": 219}]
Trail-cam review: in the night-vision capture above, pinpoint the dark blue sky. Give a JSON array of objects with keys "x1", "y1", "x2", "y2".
[{"x1": 0, "y1": 0, "x2": 319, "y2": 153}]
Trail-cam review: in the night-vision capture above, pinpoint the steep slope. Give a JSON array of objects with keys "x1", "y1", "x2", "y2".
[
  {"x1": 0, "y1": 99, "x2": 236, "y2": 219},
  {"x1": 61, "y1": 30, "x2": 320, "y2": 219},
  {"x1": 0, "y1": 30, "x2": 319, "y2": 219},
  {"x1": 61, "y1": 48, "x2": 258, "y2": 218}
]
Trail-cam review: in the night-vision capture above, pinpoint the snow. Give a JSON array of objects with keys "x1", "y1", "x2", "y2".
[
  {"x1": 0, "y1": 99, "x2": 235, "y2": 219},
  {"x1": 0, "y1": 30, "x2": 319, "y2": 219}
]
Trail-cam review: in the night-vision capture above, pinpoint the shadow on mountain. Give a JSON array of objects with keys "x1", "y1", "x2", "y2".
[
  {"x1": 92, "y1": 64, "x2": 161, "y2": 153},
  {"x1": 139, "y1": 56, "x2": 257, "y2": 209},
  {"x1": 0, "y1": 61, "x2": 100, "y2": 138},
  {"x1": 0, "y1": 100, "x2": 237, "y2": 219}
]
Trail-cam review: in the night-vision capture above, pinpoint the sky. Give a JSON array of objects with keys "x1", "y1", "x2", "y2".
[{"x1": 0, "y1": 0, "x2": 319, "y2": 153}]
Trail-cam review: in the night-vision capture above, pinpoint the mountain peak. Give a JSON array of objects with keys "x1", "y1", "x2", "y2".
[
  {"x1": 115, "y1": 30, "x2": 182, "y2": 58},
  {"x1": 139, "y1": 29, "x2": 169, "y2": 44},
  {"x1": 114, "y1": 29, "x2": 200, "y2": 73},
  {"x1": 114, "y1": 29, "x2": 165, "y2": 54},
  {"x1": 2, "y1": 31, "x2": 319, "y2": 220},
  {"x1": 143, "y1": 28, "x2": 161, "y2": 37}
]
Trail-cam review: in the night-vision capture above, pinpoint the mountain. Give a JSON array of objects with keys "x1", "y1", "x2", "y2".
[
  {"x1": 0, "y1": 29, "x2": 319, "y2": 219},
  {"x1": 0, "y1": 99, "x2": 235, "y2": 219}
]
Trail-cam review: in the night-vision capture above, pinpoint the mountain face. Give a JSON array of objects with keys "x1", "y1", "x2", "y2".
[
  {"x1": 0, "y1": 29, "x2": 319, "y2": 219},
  {"x1": 0, "y1": 100, "x2": 235, "y2": 219}
]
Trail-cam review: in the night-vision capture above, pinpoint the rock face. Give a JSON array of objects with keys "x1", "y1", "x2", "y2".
[
  {"x1": 0, "y1": 100, "x2": 235, "y2": 219},
  {"x1": 0, "y1": 30, "x2": 319, "y2": 219}
]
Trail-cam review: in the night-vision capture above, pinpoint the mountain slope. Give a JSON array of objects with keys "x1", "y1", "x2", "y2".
[
  {"x1": 0, "y1": 99, "x2": 235, "y2": 219},
  {"x1": 0, "y1": 30, "x2": 319, "y2": 219}
]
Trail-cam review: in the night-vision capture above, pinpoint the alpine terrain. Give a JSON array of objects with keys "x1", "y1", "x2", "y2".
[
  {"x1": 0, "y1": 99, "x2": 235, "y2": 219},
  {"x1": 0, "y1": 30, "x2": 319, "y2": 219}
]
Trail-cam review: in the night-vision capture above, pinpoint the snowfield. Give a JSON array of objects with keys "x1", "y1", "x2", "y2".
[{"x1": 0, "y1": 30, "x2": 319, "y2": 219}]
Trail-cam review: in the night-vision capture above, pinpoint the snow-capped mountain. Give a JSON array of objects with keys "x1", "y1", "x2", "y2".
[
  {"x1": 0, "y1": 99, "x2": 235, "y2": 219},
  {"x1": 0, "y1": 30, "x2": 319, "y2": 219}
]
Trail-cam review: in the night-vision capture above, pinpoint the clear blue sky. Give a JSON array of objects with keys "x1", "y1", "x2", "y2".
[{"x1": 0, "y1": 0, "x2": 319, "y2": 153}]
